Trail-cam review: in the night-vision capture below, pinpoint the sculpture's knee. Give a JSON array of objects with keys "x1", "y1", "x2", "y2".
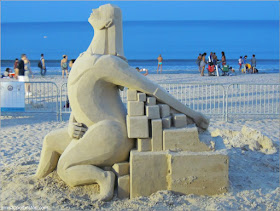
[
  {"x1": 57, "y1": 158, "x2": 70, "y2": 185},
  {"x1": 42, "y1": 133, "x2": 54, "y2": 151},
  {"x1": 42, "y1": 128, "x2": 71, "y2": 154}
]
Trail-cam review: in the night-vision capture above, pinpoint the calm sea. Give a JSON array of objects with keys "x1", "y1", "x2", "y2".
[{"x1": 1, "y1": 20, "x2": 279, "y2": 74}]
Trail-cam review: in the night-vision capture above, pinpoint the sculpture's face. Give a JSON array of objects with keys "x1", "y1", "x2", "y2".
[{"x1": 88, "y1": 6, "x2": 113, "y2": 30}]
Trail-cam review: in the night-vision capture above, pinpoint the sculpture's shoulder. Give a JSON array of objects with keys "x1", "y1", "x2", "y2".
[
  {"x1": 68, "y1": 53, "x2": 101, "y2": 85},
  {"x1": 68, "y1": 54, "x2": 129, "y2": 86},
  {"x1": 94, "y1": 54, "x2": 129, "y2": 68}
]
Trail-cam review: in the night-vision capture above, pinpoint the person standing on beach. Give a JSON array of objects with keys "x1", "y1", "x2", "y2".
[
  {"x1": 61, "y1": 55, "x2": 69, "y2": 78},
  {"x1": 243, "y1": 55, "x2": 247, "y2": 73},
  {"x1": 39, "y1": 54, "x2": 46, "y2": 76},
  {"x1": 213, "y1": 53, "x2": 217, "y2": 65},
  {"x1": 208, "y1": 52, "x2": 213, "y2": 64},
  {"x1": 221, "y1": 52, "x2": 226, "y2": 66},
  {"x1": 13, "y1": 58, "x2": 18, "y2": 72},
  {"x1": 15, "y1": 54, "x2": 26, "y2": 81},
  {"x1": 238, "y1": 56, "x2": 242, "y2": 71},
  {"x1": 157, "y1": 54, "x2": 163, "y2": 74},
  {"x1": 251, "y1": 54, "x2": 257, "y2": 73},
  {"x1": 196, "y1": 53, "x2": 202, "y2": 72},
  {"x1": 200, "y1": 53, "x2": 207, "y2": 76},
  {"x1": 23, "y1": 56, "x2": 34, "y2": 96},
  {"x1": 69, "y1": 59, "x2": 76, "y2": 71}
]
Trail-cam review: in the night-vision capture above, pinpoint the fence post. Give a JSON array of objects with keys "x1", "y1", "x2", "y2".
[
  {"x1": 225, "y1": 85, "x2": 229, "y2": 122},
  {"x1": 60, "y1": 84, "x2": 63, "y2": 121}
]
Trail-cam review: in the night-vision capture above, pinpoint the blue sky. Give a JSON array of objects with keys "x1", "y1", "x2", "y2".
[{"x1": 1, "y1": 1, "x2": 279, "y2": 23}]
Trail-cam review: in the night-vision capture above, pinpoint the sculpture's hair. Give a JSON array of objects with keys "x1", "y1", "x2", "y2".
[{"x1": 101, "y1": 4, "x2": 122, "y2": 20}]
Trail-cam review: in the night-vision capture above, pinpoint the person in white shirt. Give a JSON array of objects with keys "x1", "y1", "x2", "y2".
[
  {"x1": 135, "y1": 67, "x2": 148, "y2": 76},
  {"x1": 208, "y1": 52, "x2": 213, "y2": 64},
  {"x1": 238, "y1": 56, "x2": 242, "y2": 71}
]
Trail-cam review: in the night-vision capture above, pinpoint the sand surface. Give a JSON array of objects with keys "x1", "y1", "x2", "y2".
[{"x1": 1, "y1": 72, "x2": 279, "y2": 210}]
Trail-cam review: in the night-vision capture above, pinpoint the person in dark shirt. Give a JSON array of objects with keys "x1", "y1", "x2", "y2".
[
  {"x1": 40, "y1": 53, "x2": 47, "y2": 76},
  {"x1": 15, "y1": 54, "x2": 26, "y2": 81},
  {"x1": 13, "y1": 58, "x2": 18, "y2": 72}
]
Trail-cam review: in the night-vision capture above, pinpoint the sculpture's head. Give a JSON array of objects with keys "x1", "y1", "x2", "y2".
[{"x1": 88, "y1": 4, "x2": 121, "y2": 30}]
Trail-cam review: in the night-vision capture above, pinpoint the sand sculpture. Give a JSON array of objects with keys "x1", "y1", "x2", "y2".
[{"x1": 35, "y1": 4, "x2": 228, "y2": 201}]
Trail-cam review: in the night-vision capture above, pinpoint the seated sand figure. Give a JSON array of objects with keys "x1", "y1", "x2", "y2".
[{"x1": 35, "y1": 4, "x2": 209, "y2": 201}]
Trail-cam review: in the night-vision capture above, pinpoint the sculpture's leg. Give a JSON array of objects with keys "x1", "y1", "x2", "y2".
[
  {"x1": 59, "y1": 164, "x2": 115, "y2": 201},
  {"x1": 35, "y1": 128, "x2": 72, "y2": 178},
  {"x1": 57, "y1": 120, "x2": 134, "y2": 201}
]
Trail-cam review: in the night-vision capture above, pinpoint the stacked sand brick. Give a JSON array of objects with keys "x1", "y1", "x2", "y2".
[{"x1": 114, "y1": 89, "x2": 229, "y2": 199}]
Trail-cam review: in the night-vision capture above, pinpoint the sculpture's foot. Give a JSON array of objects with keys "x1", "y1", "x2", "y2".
[
  {"x1": 91, "y1": 171, "x2": 115, "y2": 201},
  {"x1": 57, "y1": 163, "x2": 116, "y2": 201}
]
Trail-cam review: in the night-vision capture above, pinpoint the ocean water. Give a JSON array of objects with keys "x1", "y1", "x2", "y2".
[{"x1": 1, "y1": 20, "x2": 279, "y2": 74}]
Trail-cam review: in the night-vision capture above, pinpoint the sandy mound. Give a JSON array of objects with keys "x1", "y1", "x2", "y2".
[{"x1": 211, "y1": 125, "x2": 277, "y2": 154}]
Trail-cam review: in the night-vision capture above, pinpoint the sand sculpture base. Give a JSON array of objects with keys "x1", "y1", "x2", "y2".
[{"x1": 109, "y1": 89, "x2": 229, "y2": 199}]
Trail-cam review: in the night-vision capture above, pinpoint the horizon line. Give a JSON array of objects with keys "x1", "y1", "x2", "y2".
[
  {"x1": 1, "y1": 19, "x2": 279, "y2": 24},
  {"x1": 1, "y1": 58, "x2": 279, "y2": 61}
]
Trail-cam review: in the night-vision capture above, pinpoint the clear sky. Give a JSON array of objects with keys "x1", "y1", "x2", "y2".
[{"x1": 1, "y1": 1, "x2": 279, "y2": 23}]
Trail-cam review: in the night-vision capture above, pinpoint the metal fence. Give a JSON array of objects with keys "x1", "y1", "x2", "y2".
[
  {"x1": 159, "y1": 83, "x2": 226, "y2": 119},
  {"x1": 226, "y1": 84, "x2": 280, "y2": 121},
  {"x1": 59, "y1": 82, "x2": 279, "y2": 121},
  {"x1": 60, "y1": 82, "x2": 71, "y2": 120},
  {"x1": 1, "y1": 82, "x2": 59, "y2": 119},
  {"x1": 2, "y1": 82, "x2": 278, "y2": 122}
]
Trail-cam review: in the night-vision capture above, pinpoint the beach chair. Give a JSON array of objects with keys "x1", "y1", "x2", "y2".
[
  {"x1": 221, "y1": 65, "x2": 230, "y2": 76},
  {"x1": 207, "y1": 65, "x2": 216, "y2": 76}
]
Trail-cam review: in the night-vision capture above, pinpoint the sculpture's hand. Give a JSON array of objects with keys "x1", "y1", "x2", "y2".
[
  {"x1": 192, "y1": 112, "x2": 210, "y2": 130},
  {"x1": 72, "y1": 123, "x2": 88, "y2": 139}
]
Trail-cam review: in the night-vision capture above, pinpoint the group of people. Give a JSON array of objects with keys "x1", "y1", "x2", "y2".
[
  {"x1": 196, "y1": 52, "x2": 226, "y2": 76},
  {"x1": 13, "y1": 54, "x2": 35, "y2": 96},
  {"x1": 238, "y1": 55, "x2": 257, "y2": 74},
  {"x1": 196, "y1": 52, "x2": 258, "y2": 76},
  {"x1": 60, "y1": 55, "x2": 76, "y2": 78}
]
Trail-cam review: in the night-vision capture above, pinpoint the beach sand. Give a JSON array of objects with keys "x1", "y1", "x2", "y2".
[{"x1": 1, "y1": 72, "x2": 279, "y2": 210}]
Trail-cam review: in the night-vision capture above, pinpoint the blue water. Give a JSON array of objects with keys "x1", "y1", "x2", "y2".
[{"x1": 1, "y1": 20, "x2": 279, "y2": 74}]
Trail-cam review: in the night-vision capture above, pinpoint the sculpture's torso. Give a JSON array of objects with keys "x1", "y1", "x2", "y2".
[{"x1": 68, "y1": 53, "x2": 127, "y2": 127}]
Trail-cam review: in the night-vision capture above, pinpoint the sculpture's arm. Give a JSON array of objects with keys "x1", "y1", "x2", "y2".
[{"x1": 96, "y1": 56, "x2": 209, "y2": 129}]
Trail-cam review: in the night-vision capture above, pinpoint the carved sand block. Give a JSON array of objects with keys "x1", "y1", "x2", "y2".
[
  {"x1": 158, "y1": 104, "x2": 170, "y2": 118},
  {"x1": 112, "y1": 162, "x2": 130, "y2": 177},
  {"x1": 137, "y1": 93, "x2": 146, "y2": 102},
  {"x1": 172, "y1": 114, "x2": 187, "y2": 128},
  {"x1": 127, "y1": 101, "x2": 144, "y2": 116},
  {"x1": 146, "y1": 96, "x2": 156, "y2": 106},
  {"x1": 127, "y1": 116, "x2": 149, "y2": 138},
  {"x1": 167, "y1": 152, "x2": 229, "y2": 195},
  {"x1": 127, "y1": 89, "x2": 137, "y2": 101},
  {"x1": 163, "y1": 127, "x2": 210, "y2": 152},
  {"x1": 130, "y1": 150, "x2": 229, "y2": 198},
  {"x1": 162, "y1": 116, "x2": 172, "y2": 129},
  {"x1": 151, "y1": 119, "x2": 163, "y2": 151},
  {"x1": 137, "y1": 138, "x2": 152, "y2": 152},
  {"x1": 118, "y1": 175, "x2": 130, "y2": 199},
  {"x1": 130, "y1": 150, "x2": 168, "y2": 198},
  {"x1": 146, "y1": 105, "x2": 160, "y2": 119}
]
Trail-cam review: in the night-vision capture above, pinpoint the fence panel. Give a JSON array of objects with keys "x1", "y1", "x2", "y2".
[
  {"x1": 60, "y1": 83, "x2": 279, "y2": 122},
  {"x1": 25, "y1": 82, "x2": 59, "y2": 115},
  {"x1": 60, "y1": 83, "x2": 71, "y2": 120},
  {"x1": 159, "y1": 83, "x2": 225, "y2": 118},
  {"x1": 1, "y1": 82, "x2": 59, "y2": 119},
  {"x1": 226, "y1": 84, "x2": 280, "y2": 120}
]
